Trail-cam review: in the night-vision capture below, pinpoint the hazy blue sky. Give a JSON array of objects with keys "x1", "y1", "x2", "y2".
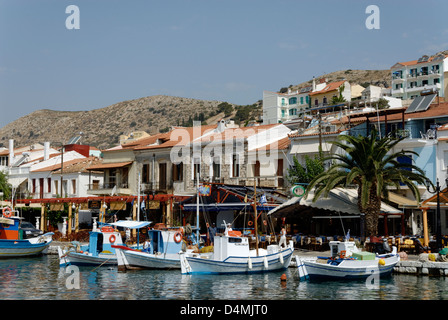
[{"x1": 1, "y1": 0, "x2": 447, "y2": 128}]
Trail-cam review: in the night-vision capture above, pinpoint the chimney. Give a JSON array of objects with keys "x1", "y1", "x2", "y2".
[
  {"x1": 8, "y1": 139, "x2": 14, "y2": 167},
  {"x1": 44, "y1": 142, "x2": 50, "y2": 161},
  {"x1": 217, "y1": 119, "x2": 226, "y2": 132},
  {"x1": 312, "y1": 76, "x2": 316, "y2": 91}
]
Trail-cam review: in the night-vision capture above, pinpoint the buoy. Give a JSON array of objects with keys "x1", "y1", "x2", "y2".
[
  {"x1": 378, "y1": 258, "x2": 385, "y2": 266},
  {"x1": 280, "y1": 273, "x2": 287, "y2": 282},
  {"x1": 279, "y1": 252, "x2": 284, "y2": 264},
  {"x1": 264, "y1": 256, "x2": 268, "y2": 269},
  {"x1": 248, "y1": 257, "x2": 252, "y2": 269}
]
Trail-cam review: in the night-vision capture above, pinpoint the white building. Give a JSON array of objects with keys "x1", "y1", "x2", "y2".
[
  {"x1": 391, "y1": 53, "x2": 448, "y2": 100},
  {"x1": 262, "y1": 87, "x2": 312, "y2": 124}
]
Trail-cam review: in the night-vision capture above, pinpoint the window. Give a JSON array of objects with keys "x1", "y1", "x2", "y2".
[
  {"x1": 253, "y1": 161, "x2": 260, "y2": 177},
  {"x1": 422, "y1": 80, "x2": 429, "y2": 86},
  {"x1": 232, "y1": 155, "x2": 240, "y2": 177},
  {"x1": 71, "y1": 179, "x2": 76, "y2": 195},
  {"x1": 314, "y1": 99, "x2": 318, "y2": 106},
  {"x1": 434, "y1": 78, "x2": 440, "y2": 85},
  {"x1": 54, "y1": 180, "x2": 59, "y2": 195},
  {"x1": 212, "y1": 162, "x2": 220, "y2": 178},
  {"x1": 172, "y1": 163, "x2": 183, "y2": 181},
  {"x1": 47, "y1": 178, "x2": 51, "y2": 193},
  {"x1": 306, "y1": 96, "x2": 309, "y2": 104},
  {"x1": 142, "y1": 164, "x2": 150, "y2": 183},
  {"x1": 289, "y1": 97, "x2": 297, "y2": 105},
  {"x1": 300, "y1": 97, "x2": 304, "y2": 105},
  {"x1": 192, "y1": 157, "x2": 201, "y2": 181},
  {"x1": 32, "y1": 179, "x2": 36, "y2": 194}
]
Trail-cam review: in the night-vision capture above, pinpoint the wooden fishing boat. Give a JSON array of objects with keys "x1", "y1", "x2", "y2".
[
  {"x1": 180, "y1": 222, "x2": 294, "y2": 275},
  {"x1": 299, "y1": 240, "x2": 400, "y2": 280},
  {"x1": 0, "y1": 208, "x2": 53, "y2": 258},
  {"x1": 114, "y1": 227, "x2": 192, "y2": 270},
  {"x1": 58, "y1": 220, "x2": 151, "y2": 267}
]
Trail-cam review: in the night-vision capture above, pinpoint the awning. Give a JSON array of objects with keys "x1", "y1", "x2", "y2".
[
  {"x1": 8, "y1": 177, "x2": 27, "y2": 188},
  {"x1": 87, "y1": 161, "x2": 133, "y2": 170},
  {"x1": 268, "y1": 187, "x2": 402, "y2": 217},
  {"x1": 290, "y1": 141, "x2": 332, "y2": 154},
  {"x1": 387, "y1": 192, "x2": 419, "y2": 208},
  {"x1": 107, "y1": 220, "x2": 151, "y2": 229}
]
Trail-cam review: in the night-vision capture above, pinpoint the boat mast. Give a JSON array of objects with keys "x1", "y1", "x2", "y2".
[
  {"x1": 253, "y1": 178, "x2": 259, "y2": 256},
  {"x1": 196, "y1": 171, "x2": 200, "y2": 245}
]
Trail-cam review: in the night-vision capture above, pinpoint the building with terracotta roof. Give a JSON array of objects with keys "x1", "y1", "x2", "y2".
[
  {"x1": 308, "y1": 80, "x2": 351, "y2": 109},
  {"x1": 390, "y1": 53, "x2": 448, "y2": 100}
]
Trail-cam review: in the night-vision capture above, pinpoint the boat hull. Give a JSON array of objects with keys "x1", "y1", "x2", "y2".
[
  {"x1": 64, "y1": 251, "x2": 117, "y2": 266},
  {"x1": 302, "y1": 254, "x2": 400, "y2": 280},
  {"x1": 0, "y1": 233, "x2": 53, "y2": 258},
  {"x1": 181, "y1": 248, "x2": 293, "y2": 275},
  {"x1": 0, "y1": 240, "x2": 52, "y2": 257},
  {"x1": 122, "y1": 250, "x2": 181, "y2": 269}
]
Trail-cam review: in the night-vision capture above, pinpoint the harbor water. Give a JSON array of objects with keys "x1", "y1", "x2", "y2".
[{"x1": 2, "y1": 255, "x2": 448, "y2": 301}]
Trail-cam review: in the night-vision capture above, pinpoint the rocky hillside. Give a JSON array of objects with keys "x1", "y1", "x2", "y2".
[
  {"x1": 284, "y1": 69, "x2": 391, "y2": 93},
  {"x1": 0, "y1": 95, "x2": 229, "y2": 150}
]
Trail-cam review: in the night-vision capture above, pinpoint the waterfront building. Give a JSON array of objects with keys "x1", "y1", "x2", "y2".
[
  {"x1": 262, "y1": 88, "x2": 312, "y2": 124},
  {"x1": 391, "y1": 53, "x2": 448, "y2": 101}
]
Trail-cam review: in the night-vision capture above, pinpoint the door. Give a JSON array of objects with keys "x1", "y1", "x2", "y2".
[{"x1": 39, "y1": 178, "x2": 44, "y2": 198}]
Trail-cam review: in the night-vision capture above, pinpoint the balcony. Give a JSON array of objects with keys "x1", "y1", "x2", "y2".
[
  {"x1": 406, "y1": 83, "x2": 441, "y2": 94},
  {"x1": 87, "y1": 182, "x2": 131, "y2": 196},
  {"x1": 227, "y1": 176, "x2": 285, "y2": 189},
  {"x1": 391, "y1": 88, "x2": 404, "y2": 95}
]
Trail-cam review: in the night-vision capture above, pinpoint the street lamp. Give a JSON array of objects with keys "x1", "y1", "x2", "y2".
[{"x1": 425, "y1": 178, "x2": 447, "y2": 252}]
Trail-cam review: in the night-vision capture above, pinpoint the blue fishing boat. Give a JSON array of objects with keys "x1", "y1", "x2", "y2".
[
  {"x1": 113, "y1": 225, "x2": 203, "y2": 271},
  {"x1": 0, "y1": 207, "x2": 54, "y2": 258},
  {"x1": 58, "y1": 220, "x2": 151, "y2": 267}
]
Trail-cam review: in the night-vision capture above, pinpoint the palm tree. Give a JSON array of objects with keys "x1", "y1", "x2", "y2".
[{"x1": 306, "y1": 128, "x2": 432, "y2": 237}]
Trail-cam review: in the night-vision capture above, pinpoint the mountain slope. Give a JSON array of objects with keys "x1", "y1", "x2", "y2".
[{"x1": 0, "y1": 95, "x2": 226, "y2": 150}]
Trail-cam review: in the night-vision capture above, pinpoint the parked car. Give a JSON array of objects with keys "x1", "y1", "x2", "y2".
[{"x1": 20, "y1": 221, "x2": 43, "y2": 239}]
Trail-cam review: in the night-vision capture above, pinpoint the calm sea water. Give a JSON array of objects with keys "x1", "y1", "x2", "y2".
[{"x1": 1, "y1": 255, "x2": 448, "y2": 302}]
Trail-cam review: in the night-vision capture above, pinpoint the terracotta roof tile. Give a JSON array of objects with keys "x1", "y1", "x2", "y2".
[{"x1": 309, "y1": 80, "x2": 346, "y2": 96}]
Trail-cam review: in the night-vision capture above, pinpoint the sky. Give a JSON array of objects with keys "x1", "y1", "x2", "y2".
[{"x1": 1, "y1": 0, "x2": 447, "y2": 128}]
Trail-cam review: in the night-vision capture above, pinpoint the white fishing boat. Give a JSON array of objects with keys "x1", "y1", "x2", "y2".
[
  {"x1": 58, "y1": 220, "x2": 151, "y2": 267},
  {"x1": 113, "y1": 227, "x2": 196, "y2": 271},
  {"x1": 299, "y1": 240, "x2": 400, "y2": 280},
  {"x1": 180, "y1": 222, "x2": 294, "y2": 275}
]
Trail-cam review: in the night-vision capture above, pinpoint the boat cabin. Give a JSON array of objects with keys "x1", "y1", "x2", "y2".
[
  {"x1": 88, "y1": 226, "x2": 123, "y2": 255},
  {"x1": 213, "y1": 231, "x2": 250, "y2": 261},
  {"x1": 146, "y1": 228, "x2": 184, "y2": 255},
  {"x1": 329, "y1": 241, "x2": 360, "y2": 258}
]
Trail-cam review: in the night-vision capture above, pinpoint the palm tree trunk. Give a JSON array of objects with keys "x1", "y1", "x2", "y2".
[{"x1": 358, "y1": 186, "x2": 382, "y2": 237}]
